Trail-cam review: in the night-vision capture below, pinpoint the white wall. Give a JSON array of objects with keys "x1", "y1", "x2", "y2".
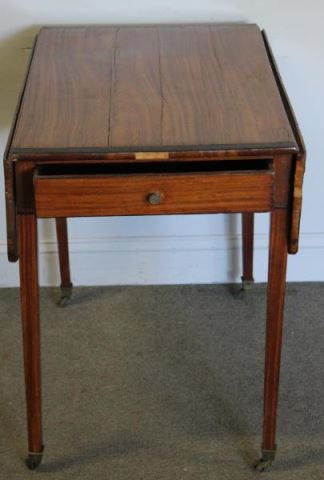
[{"x1": 0, "y1": 0, "x2": 323, "y2": 287}]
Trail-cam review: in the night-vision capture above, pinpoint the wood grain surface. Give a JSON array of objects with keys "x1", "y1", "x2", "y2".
[
  {"x1": 18, "y1": 214, "x2": 43, "y2": 454},
  {"x1": 261, "y1": 31, "x2": 306, "y2": 254},
  {"x1": 242, "y1": 213, "x2": 254, "y2": 283},
  {"x1": 55, "y1": 218, "x2": 72, "y2": 290},
  {"x1": 11, "y1": 24, "x2": 297, "y2": 153},
  {"x1": 263, "y1": 208, "x2": 288, "y2": 452},
  {"x1": 13, "y1": 27, "x2": 116, "y2": 149},
  {"x1": 34, "y1": 171, "x2": 273, "y2": 218},
  {"x1": 4, "y1": 24, "x2": 306, "y2": 263}
]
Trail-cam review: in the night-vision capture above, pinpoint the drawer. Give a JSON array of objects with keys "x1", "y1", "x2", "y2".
[{"x1": 33, "y1": 160, "x2": 274, "y2": 218}]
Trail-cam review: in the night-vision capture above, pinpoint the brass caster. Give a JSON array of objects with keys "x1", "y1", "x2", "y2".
[
  {"x1": 236, "y1": 277, "x2": 254, "y2": 297},
  {"x1": 25, "y1": 445, "x2": 44, "y2": 470},
  {"x1": 57, "y1": 284, "x2": 73, "y2": 307},
  {"x1": 254, "y1": 449, "x2": 276, "y2": 472},
  {"x1": 241, "y1": 276, "x2": 254, "y2": 291}
]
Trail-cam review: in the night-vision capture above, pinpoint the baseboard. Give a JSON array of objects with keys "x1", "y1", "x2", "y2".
[{"x1": 0, "y1": 232, "x2": 323, "y2": 287}]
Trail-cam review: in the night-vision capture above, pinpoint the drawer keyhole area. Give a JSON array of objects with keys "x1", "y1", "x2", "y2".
[{"x1": 148, "y1": 191, "x2": 162, "y2": 205}]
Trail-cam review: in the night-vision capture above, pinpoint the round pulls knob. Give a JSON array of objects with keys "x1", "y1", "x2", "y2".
[{"x1": 147, "y1": 191, "x2": 162, "y2": 205}]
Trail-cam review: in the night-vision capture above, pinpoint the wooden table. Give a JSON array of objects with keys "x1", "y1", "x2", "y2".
[{"x1": 3, "y1": 24, "x2": 305, "y2": 471}]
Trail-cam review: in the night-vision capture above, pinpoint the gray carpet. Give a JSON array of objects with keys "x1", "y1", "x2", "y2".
[{"x1": 0, "y1": 283, "x2": 324, "y2": 479}]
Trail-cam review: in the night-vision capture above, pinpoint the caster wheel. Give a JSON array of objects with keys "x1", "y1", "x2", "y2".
[
  {"x1": 254, "y1": 449, "x2": 276, "y2": 472},
  {"x1": 254, "y1": 458, "x2": 273, "y2": 472},
  {"x1": 236, "y1": 277, "x2": 254, "y2": 298},
  {"x1": 57, "y1": 285, "x2": 73, "y2": 307},
  {"x1": 25, "y1": 446, "x2": 44, "y2": 470}
]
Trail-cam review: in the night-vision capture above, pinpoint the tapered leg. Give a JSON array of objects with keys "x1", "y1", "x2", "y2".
[
  {"x1": 18, "y1": 214, "x2": 44, "y2": 469},
  {"x1": 241, "y1": 213, "x2": 254, "y2": 291},
  {"x1": 55, "y1": 218, "x2": 73, "y2": 306},
  {"x1": 255, "y1": 209, "x2": 288, "y2": 471}
]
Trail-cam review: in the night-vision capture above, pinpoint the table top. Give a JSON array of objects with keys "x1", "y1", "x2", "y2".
[
  {"x1": 10, "y1": 24, "x2": 298, "y2": 156},
  {"x1": 4, "y1": 23, "x2": 306, "y2": 263}
]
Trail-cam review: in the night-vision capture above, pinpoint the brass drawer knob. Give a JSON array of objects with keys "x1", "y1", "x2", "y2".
[{"x1": 147, "y1": 191, "x2": 162, "y2": 205}]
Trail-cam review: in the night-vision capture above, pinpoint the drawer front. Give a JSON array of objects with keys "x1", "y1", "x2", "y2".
[{"x1": 34, "y1": 171, "x2": 273, "y2": 218}]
